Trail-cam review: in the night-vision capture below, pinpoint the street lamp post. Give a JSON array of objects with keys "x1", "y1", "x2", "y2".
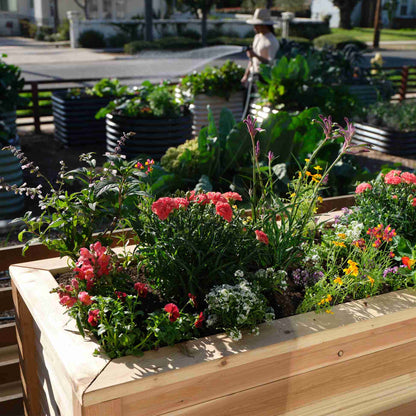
[{"x1": 373, "y1": 0, "x2": 382, "y2": 48}]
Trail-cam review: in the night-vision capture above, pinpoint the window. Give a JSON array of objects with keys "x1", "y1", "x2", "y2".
[
  {"x1": 0, "y1": 0, "x2": 17, "y2": 12},
  {"x1": 88, "y1": 0, "x2": 99, "y2": 19},
  {"x1": 103, "y1": 0, "x2": 112, "y2": 19},
  {"x1": 116, "y1": 0, "x2": 126, "y2": 19},
  {"x1": 397, "y1": 0, "x2": 410, "y2": 16}
]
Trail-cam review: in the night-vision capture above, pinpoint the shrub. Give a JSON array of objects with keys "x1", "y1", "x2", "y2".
[
  {"x1": 78, "y1": 30, "x2": 106, "y2": 48},
  {"x1": 313, "y1": 33, "x2": 367, "y2": 50},
  {"x1": 289, "y1": 20, "x2": 330, "y2": 40},
  {"x1": 19, "y1": 19, "x2": 37, "y2": 38},
  {"x1": 157, "y1": 36, "x2": 200, "y2": 50},
  {"x1": 124, "y1": 40, "x2": 155, "y2": 54},
  {"x1": 207, "y1": 36, "x2": 252, "y2": 47},
  {"x1": 106, "y1": 33, "x2": 130, "y2": 48}
]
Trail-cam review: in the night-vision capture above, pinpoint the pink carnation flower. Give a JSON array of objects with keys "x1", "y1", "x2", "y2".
[
  {"x1": 173, "y1": 197, "x2": 189, "y2": 209},
  {"x1": 78, "y1": 291, "x2": 93, "y2": 306},
  {"x1": 222, "y1": 192, "x2": 243, "y2": 202},
  {"x1": 384, "y1": 170, "x2": 402, "y2": 185},
  {"x1": 355, "y1": 182, "x2": 372, "y2": 194},
  {"x1": 401, "y1": 172, "x2": 416, "y2": 184},
  {"x1": 215, "y1": 202, "x2": 233, "y2": 222},
  {"x1": 151, "y1": 197, "x2": 176, "y2": 220},
  {"x1": 412, "y1": 198, "x2": 416, "y2": 207},
  {"x1": 206, "y1": 192, "x2": 227, "y2": 205},
  {"x1": 255, "y1": 230, "x2": 269, "y2": 245}
]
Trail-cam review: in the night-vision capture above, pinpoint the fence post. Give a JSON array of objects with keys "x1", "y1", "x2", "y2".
[
  {"x1": 399, "y1": 66, "x2": 409, "y2": 102},
  {"x1": 31, "y1": 82, "x2": 41, "y2": 134}
]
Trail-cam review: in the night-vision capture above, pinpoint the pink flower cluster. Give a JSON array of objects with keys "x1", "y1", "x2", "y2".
[
  {"x1": 74, "y1": 242, "x2": 112, "y2": 290},
  {"x1": 355, "y1": 182, "x2": 372, "y2": 194},
  {"x1": 384, "y1": 170, "x2": 416, "y2": 185},
  {"x1": 151, "y1": 191, "x2": 243, "y2": 223}
]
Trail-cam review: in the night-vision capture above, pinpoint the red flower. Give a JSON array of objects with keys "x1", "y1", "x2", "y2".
[
  {"x1": 88, "y1": 309, "x2": 100, "y2": 327},
  {"x1": 207, "y1": 192, "x2": 227, "y2": 205},
  {"x1": 173, "y1": 197, "x2": 189, "y2": 209},
  {"x1": 384, "y1": 170, "x2": 402, "y2": 185},
  {"x1": 401, "y1": 172, "x2": 416, "y2": 184},
  {"x1": 134, "y1": 282, "x2": 148, "y2": 298},
  {"x1": 59, "y1": 295, "x2": 77, "y2": 308},
  {"x1": 195, "y1": 193, "x2": 210, "y2": 205},
  {"x1": 188, "y1": 293, "x2": 197, "y2": 308},
  {"x1": 78, "y1": 291, "x2": 93, "y2": 306},
  {"x1": 215, "y1": 202, "x2": 233, "y2": 222},
  {"x1": 412, "y1": 198, "x2": 416, "y2": 207},
  {"x1": 194, "y1": 312, "x2": 205, "y2": 328},
  {"x1": 222, "y1": 192, "x2": 243, "y2": 202},
  {"x1": 355, "y1": 182, "x2": 372, "y2": 194},
  {"x1": 255, "y1": 230, "x2": 269, "y2": 245},
  {"x1": 71, "y1": 278, "x2": 79, "y2": 290},
  {"x1": 115, "y1": 291, "x2": 127, "y2": 301},
  {"x1": 151, "y1": 197, "x2": 176, "y2": 220},
  {"x1": 402, "y1": 256, "x2": 416, "y2": 270},
  {"x1": 164, "y1": 303, "x2": 180, "y2": 322}
]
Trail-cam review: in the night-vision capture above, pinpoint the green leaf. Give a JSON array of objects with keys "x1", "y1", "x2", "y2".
[
  {"x1": 206, "y1": 106, "x2": 218, "y2": 138},
  {"x1": 76, "y1": 314, "x2": 86, "y2": 338},
  {"x1": 218, "y1": 107, "x2": 235, "y2": 145}
]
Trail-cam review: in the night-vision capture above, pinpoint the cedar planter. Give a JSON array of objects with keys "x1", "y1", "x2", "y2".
[
  {"x1": 353, "y1": 122, "x2": 416, "y2": 157},
  {"x1": 10, "y1": 206, "x2": 416, "y2": 416},
  {"x1": 192, "y1": 92, "x2": 244, "y2": 136},
  {"x1": 106, "y1": 113, "x2": 192, "y2": 160},
  {"x1": 52, "y1": 91, "x2": 113, "y2": 147}
]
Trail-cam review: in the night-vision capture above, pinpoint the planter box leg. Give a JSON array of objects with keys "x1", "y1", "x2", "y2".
[{"x1": 12, "y1": 281, "x2": 41, "y2": 416}]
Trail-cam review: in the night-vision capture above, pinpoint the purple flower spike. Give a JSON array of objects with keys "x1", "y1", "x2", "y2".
[
  {"x1": 339, "y1": 118, "x2": 357, "y2": 153},
  {"x1": 314, "y1": 115, "x2": 339, "y2": 141},
  {"x1": 256, "y1": 140, "x2": 260, "y2": 157},
  {"x1": 268, "y1": 150, "x2": 274, "y2": 162},
  {"x1": 244, "y1": 115, "x2": 265, "y2": 139}
]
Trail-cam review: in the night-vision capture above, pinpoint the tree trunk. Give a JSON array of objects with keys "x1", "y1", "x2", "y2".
[
  {"x1": 53, "y1": 0, "x2": 59, "y2": 32},
  {"x1": 339, "y1": 6, "x2": 352, "y2": 29},
  {"x1": 145, "y1": 0, "x2": 153, "y2": 42},
  {"x1": 201, "y1": 8, "x2": 207, "y2": 47}
]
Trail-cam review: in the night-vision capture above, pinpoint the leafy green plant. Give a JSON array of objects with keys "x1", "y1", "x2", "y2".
[
  {"x1": 179, "y1": 60, "x2": 245, "y2": 100},
  {"x1": 0, "y1": 54, "x2": 26, "y2": 113},
  {"x1": 85, "y1": 78, "x2": 128, "y2": 98},
  {"x1": 96, "y1": 80, "x2": 184, "y2": 120}
]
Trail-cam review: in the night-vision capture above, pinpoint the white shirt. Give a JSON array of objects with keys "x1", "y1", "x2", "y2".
[{"x1": 251, "y1": 32, "x2": 279, "y2": 74}]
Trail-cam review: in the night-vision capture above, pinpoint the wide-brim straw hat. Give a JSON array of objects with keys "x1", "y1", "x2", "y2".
[{"x1": 246, "y1": 8, "x2": 275, "y2": 25}]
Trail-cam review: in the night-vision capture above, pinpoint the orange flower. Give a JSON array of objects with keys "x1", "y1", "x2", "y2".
[{"x1": 402, "y1": 256, "x2": 416, "y2": 270}]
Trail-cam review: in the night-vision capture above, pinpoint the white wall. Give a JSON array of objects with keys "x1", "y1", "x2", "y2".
[{"x1": 311, "y1": 0, "x2": 362, "y2": 28}]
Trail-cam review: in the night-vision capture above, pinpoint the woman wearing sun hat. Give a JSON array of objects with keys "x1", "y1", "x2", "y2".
[{"x1": 241, "y1": 8, "x2": 279, "y2": 86}]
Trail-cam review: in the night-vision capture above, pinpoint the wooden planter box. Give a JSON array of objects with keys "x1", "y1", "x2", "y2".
[
  {"x1": 10, "y1": 249, "x2": 416, "y2": 416},
  {"x1": 353, "y1": 122, "x2": 416, "y2": 157}
]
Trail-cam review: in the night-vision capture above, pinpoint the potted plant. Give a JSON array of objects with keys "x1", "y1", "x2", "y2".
[
  {"x1": 52, "y1": 78, "x2": 128, "y2": 147},
  {"x1": 9, "y1": 116, "x2": 416, "y2": 415},
  {"x1": 179, "y1": 60, "x2": 245, "y2": 136},
  {"x1": 98, "y1": 80, "x2": 192, "y2": 160},
  {"x1": 354, "y1": 101, "x2": 416, "y2": 156},
  {"x1": 253, "y1": 55, "x2": 359, "y2": 124}
]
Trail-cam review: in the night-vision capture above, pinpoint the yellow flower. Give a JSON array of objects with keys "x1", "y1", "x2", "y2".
[
  {"x1": 343, "y1": 260, "x2": 359, "y2": 277},
  {"x1": 326, "y1": 294, "x2": 332, "y2": 302},
  {"x1": 305, "y1": 158, "x2": 310, "y2": 163},
  {"x1": 333, "y1": 277, "x2": 343, "y2": 285},
  {"x1": 332, "y1": 241, "x2": 346, "y2": 248},
  {"x1": 314, "y1": 165, "x2": 323, "y2": 171},
  {"x1": 319, "y1": 294, "x2": 333, "y2": 306},
  {"x1": 326, "y1": 309, "x2": 334, "y2": 315},
  {"x1": 290, "y1": 192, "x2": 296, "y2": 198},
  {"x1": 232, "y1": 205, "x2": 237, "y2": 209},
  {"x1": 337, "y1": 233, "x2": 346, "y2": 240},
  {"x1": 317, "y1": 196, "x2": 323, "y2": 203},
  {"x1": 305, "y1": 171, "x2": 312, "y2": 177},
  {"x1": 367, "y1": 276, "x2": 374, "y2": 286}
]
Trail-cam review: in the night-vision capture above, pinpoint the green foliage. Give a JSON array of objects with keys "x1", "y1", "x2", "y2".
[
  {"x1": 289, "y1": 20, "x2": 330, "y2": 40},
  {"x1": 124, "y1": 36, "x2": 200, "y2": 53},
  {"x1": 313, "y1": 33, "x2": 367, "y2": 50},
  {"x1": 78, "y1": 30, "x2": 106, "y2": 48},
  {"x1": 85, "y1": 78, "x2": 128, "y2": 98},
  {"x1": 179, "y1": 60, "x2": 245, "y2": 100},
  {"x1": 365, "y1": 101, "x2": 416, "y2": 132},
  {"x1": 0, "y1": 54, "x2": 26, "y2": 113},
  {"x1": 96, "y1": 80, "x2": 183, "y2": 120},
  {"x1": 110, "y1": 22, "x2": 142, "y2": 42},
  {"x1": 106, "y1": 33, "x2": 130, "y2": 48}
]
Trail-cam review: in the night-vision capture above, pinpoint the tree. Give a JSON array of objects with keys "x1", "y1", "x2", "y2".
[
  {"x1": 178, "y1": 0, "x2": 216, "y2": 47},
  {"x1": 331, "y1": 0, "x2": 360, "y2": 29},
  {"x1": 73, "y1": 0, "x2": 90, "y2": 19}
]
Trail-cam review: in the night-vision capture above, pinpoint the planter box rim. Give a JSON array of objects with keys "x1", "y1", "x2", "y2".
[{"x1": 107, "y1": 112, "x2": 191, "y2": 123}]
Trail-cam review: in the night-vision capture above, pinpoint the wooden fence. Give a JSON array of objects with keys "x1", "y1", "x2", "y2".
[{"x1": 16, "y1": 66, "x2": 416, "y2": 134}]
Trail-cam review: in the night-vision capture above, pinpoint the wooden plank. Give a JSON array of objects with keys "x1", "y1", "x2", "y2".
[
  {"x1": 12, "y1": 282, "x2": 41, "y2": 416},
  {"x1": 373, "y1": 399, "x2": 416, "y2": 416},
  {"x1": 0, "y1": 322, "x2": 17, "y2": 348},
  {"x1": 83, "y1": 399, "x2": 122, "y2": 416},
  {"x1": 108, "y1": 317, "x2": 416, "y2": 416},
  {"x1": 10, "y1": 266, "x2": 110, "y2": 408},
  {"x1": 85, "y1": 290, "x2": 416, "y2": 407},
  {"x1": 0, "y1": 397, "x2": 24, "y2": 416},
  {"x1": 163, "y1": 342, "x2": 416, "y2": 416},
  {"x1": 0, "y1": 286, "x2": 14, "y2": 312},
  {"x1": 0, "y1": 381, "x2": 23, "y2": 402},
  {"x1": 0, "y1": 362, "x2": 19, "y2": 385}
]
